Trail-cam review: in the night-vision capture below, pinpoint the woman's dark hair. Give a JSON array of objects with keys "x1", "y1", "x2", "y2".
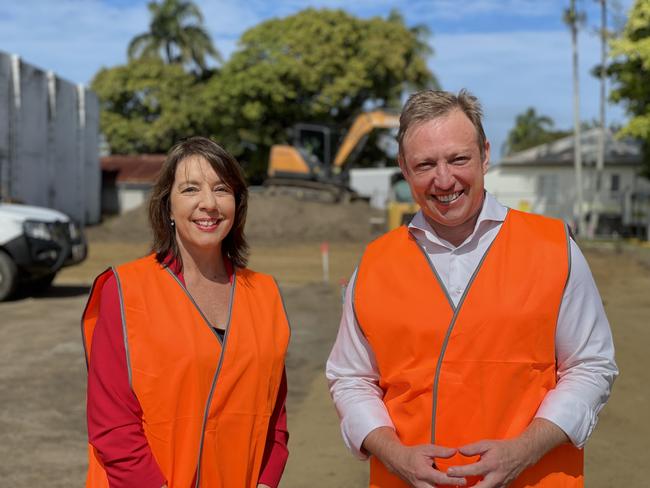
[{"x1": 149, "y1": 136, "x2": 249, "y2": 268}]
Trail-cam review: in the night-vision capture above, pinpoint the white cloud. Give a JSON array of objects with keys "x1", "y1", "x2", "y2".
[
  {"x1": 432, "y1": 29, "x2": 627, "y2": 159},
  {"x1": 407, "y1": 0, "x2": 564, "y2": 22},
  {"x1": 0, "y1": 0, "x2": 147, "y2": 83}
]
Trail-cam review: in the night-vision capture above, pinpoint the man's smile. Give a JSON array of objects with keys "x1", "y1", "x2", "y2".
[{"x1": 433, "y1": 191, "x2": 463, "y2": 204}]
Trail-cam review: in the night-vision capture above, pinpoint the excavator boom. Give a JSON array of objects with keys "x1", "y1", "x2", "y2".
[
  {"x1": 266, "y1": 110, "x2": 400, "y2": 202},
  {"x1": 332, "y1": 111, "x2": 400, "y2": 169}
]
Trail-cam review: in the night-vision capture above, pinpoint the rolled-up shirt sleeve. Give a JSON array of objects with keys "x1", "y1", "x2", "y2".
[
  {"x1": 326, "y1": 270, "x2": 394, "y2": 459},
  {"x1": 87, "y1": 274, "x2": 166, "y2": 488},
  {"x1": 535, "y1": 240, "x2": 619, "y2": 448}
]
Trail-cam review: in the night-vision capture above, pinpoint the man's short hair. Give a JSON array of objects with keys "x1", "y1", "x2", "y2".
[{"x1": 397, "y1": 89, "x2": 487, "y2": 160}]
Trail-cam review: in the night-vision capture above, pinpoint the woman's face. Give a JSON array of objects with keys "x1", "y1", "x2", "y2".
[{"x1": 169, "y1": 156, "x2": 236, "y2": 256}]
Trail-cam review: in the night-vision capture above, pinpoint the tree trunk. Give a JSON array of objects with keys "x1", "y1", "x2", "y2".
[
  {"x1": 588, "y1": 0, "x2": 607, "y2": 237},
  {"x1": 570, "y1": 0, "x2": 586, "y2": 237}
]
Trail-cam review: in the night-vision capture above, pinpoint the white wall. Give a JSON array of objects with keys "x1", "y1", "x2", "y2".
[
  {"x1": 349, "y1": 167, "x2": 401, "y2": 209},
  {"x1": 0, "y1": 51, "x2": 100, "y2": 224},
  {"x1": 118, "y1": 186, "x2": 150, "y2": 214},
  {"x1": 485, "y1": 164, "x2": 650, "y2": 226}
]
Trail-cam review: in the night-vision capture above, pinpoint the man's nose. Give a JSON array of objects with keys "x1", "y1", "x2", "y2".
[{"x1": 433, "y1": 162, "x2": 454, "y2": 189}]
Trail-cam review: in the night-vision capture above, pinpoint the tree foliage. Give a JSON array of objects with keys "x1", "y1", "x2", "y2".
[
  {"x1": 128, "y1": 0, "x2": 220, "y2": 75},
  {"x1": 503, "y1": 107, "x2": 570, "y2": 155},
  {"x1": 202, "y1": 8, "x2": 437, "y2": 178},
  {"x1": 94, "y1": 7, "x2": 437, "y2": 181},
  {"x1": 91, "y1": 59, "x2": 210, "y2": 154},
  {"x1": 609, "y1": 0, "x2": 650, "y2": 176}
]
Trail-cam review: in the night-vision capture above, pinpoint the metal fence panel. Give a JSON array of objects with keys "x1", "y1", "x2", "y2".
[{"x1": 0, "y1": 50, "x2": 100, "y2": 224}]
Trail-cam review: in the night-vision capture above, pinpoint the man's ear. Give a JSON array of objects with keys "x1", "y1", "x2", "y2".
[
  {"x1": 398, "y1": 154, "x2": 408, "y2": 178},
  {"x1": 482, "y1": 140, "x2": 491, "y2": 175}
]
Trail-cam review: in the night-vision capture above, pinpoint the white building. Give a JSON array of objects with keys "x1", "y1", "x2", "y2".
[
  {"x1": 0, "y1": 51, "x2": 101, "y2": 225},
  {"x1": 485, "y1": 128, "x2": 650, "y2": 236}
]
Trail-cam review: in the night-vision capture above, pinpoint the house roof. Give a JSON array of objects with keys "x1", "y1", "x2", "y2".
[
  {"x1": 499, "y1": 128, "x2": 642, "y2": 167},
  {"x1": 101, "y1": 154, "x2": 166, "y2": 183}
]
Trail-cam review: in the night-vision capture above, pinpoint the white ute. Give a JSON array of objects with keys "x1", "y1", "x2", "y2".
[{"x1": 0, "y1": 202, "x2": 87, "y2": 301}]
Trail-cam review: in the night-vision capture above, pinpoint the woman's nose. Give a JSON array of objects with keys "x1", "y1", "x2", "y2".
[{"x1": 199, "y1": 188, "x2": 218, "y2": 210}]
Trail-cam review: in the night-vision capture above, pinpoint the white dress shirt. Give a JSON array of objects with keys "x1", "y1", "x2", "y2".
[{"x1": 326, "y1": 192, "x2": 618, "y2": 459}]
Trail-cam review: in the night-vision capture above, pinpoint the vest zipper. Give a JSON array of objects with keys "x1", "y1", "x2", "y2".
[
  {"x1": 194, "y1": 271, "x2": 236, "y2": 487},
  {"x1": 417, "y1": 210, "x2": 508, "y2": 444},
  {"x1": 162, "y1": 266, "x2": 236, "y2": 487}
]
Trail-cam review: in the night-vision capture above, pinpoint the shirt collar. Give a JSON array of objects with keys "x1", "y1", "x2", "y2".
[{"x1": 408, "y1": 191, "x2": 508, "y2": 249}]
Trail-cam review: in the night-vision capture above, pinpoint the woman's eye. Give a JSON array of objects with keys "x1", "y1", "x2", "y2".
[
  {"x1": 181, "y1": 186, "x2": 198, "y2": 193},
  {"x1": 214, "y1": 186, "x2": 230, "y2": 193}
]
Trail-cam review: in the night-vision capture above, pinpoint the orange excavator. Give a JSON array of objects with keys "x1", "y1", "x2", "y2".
[{"x1": 266, "y1": 111, "x2": 400, "y2": 201}]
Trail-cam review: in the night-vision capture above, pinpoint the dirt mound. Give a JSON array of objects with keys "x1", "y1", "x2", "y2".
[
  {"x1": 246, "y1": 192, "x2": 380, "y2": 244},
  {"x1": 86, "y1": 191, "x2": 382, "y2": 245},
  {"x1": 86, "y1": 202, "x2": 153, "y2": 244}
]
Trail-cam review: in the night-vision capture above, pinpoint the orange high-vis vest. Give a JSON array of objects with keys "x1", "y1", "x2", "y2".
[
  {"x1": 354, "y1": 210, "x2": 583, "y2": 488},
  {"x1": 81, "y1": 254, "x2": 290, "y2": 488}
]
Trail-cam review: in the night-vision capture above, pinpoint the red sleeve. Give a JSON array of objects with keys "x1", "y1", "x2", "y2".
[
  {"x1": 87, "y1": 274, "x2": 167, "y2": 488},
  {"x1": 258, "y1": 369, "x2": 289, "y2": 487}
]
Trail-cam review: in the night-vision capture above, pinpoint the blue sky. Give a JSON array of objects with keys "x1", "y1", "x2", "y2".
[{"x1": 0, "y1": 0, "x2": 635, "y2": 161}]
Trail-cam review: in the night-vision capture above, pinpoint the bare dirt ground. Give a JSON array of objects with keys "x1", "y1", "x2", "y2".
[{"x1": 1, "y1": 199, "x2": 649, "y2": 487}]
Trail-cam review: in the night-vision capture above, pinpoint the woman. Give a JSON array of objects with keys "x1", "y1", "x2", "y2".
[{"x1": 82, "y1": 137, "x2": 290, "y2": 488}]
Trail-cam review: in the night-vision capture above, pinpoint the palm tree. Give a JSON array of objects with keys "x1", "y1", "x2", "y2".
[
  {"x1": 503, "y1": 107, "x2": 556, "y2": 155},
  {"x1": 128, "y1": 0, "x2": 220, "y2": 74},
  {"x1": 564, "y1": 0, "x2": 586, "y2": 237}
]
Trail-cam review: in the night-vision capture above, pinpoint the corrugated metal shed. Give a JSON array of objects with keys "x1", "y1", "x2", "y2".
[
  {"x1": 0, "y1": 51, "x2": 100, "y2": 224},
  {"x1": 101, "y1": 154, "x2": 165, "y2": 184}
]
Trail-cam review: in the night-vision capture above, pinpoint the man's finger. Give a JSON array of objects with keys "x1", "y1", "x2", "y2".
[
  {"x1": 431, "y1": 471, "x2": 468, "y2": 487},
  {"x1": 422, "y1": 444, "x2": 457, "y2": 458},
  {"x1": 458, "y1": 440, "x2": 490, "y2": 457},
  {"x1": 446, "y1": 460, "x2": 487, "y2": 478},
  {"x1": 466, "y1": 471, "x2": 499, "y2": 488}
]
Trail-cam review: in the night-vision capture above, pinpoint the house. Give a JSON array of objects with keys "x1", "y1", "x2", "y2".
[
  {"x1": 101, "y1": 154, "x2": 165, "y2": 215},
  {"x1": 485, "y1": 128, "x2": 650, "y2": 236}
]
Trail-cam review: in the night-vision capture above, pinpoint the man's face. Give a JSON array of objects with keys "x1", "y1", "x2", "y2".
[{"x1": 399, "y1": 109, "x2": 490, "y2": 238}]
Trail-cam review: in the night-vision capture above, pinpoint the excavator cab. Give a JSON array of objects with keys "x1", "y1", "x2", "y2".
[
  {"x1": 291, "y1": 124, "x2": 334, "y2": 168},
  {"x1": 266, "y1": 111, "x2": 399, "y2": 201}
]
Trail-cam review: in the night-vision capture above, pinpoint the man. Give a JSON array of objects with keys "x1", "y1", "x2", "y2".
[{"x1": 326, "y1": 89, "x2": 617, "y2": 488}]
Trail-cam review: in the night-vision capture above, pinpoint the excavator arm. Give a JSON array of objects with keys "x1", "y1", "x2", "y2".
[{"x1": 331, "y1": 111, "x2": 400, "y2": 169}]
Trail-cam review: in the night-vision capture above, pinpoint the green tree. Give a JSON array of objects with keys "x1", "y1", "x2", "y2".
[
  {"x1": 609, "y1": 0, "x2": 650, "y2": 176},
  {"x1": 503, "y1": 107, "x2": 570, "y2": 155},
  {"x1": 128, "y1": 0, "x2": 220, "y2": 75},
  {"x1": 91, "y1": 59, "x2": 210, "y2": 154},
  {"x1": 202, "y1": 8, "x2": 437, "y2": 180}
]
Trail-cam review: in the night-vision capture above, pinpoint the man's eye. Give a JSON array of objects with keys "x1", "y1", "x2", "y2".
[{"x1": 452, "y1": 157, "x2": 469, "y2": 164}]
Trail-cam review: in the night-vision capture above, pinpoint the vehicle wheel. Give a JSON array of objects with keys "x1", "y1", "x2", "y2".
[{"x1": 0, "y1": 250, "x2": 18, "y2": 301}]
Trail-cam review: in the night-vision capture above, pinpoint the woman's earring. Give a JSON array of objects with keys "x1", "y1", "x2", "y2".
[{"x1": 171, "y1": 219, "x2": 175, "y2": 227}]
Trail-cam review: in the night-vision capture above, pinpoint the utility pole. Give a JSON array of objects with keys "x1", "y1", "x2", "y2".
[
  {"x1": 565, "y1": 0, "x2": 586, "y2": 236},
  {"x1": 588, "y1": 0, "x2": 607, "y2": 237}
]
